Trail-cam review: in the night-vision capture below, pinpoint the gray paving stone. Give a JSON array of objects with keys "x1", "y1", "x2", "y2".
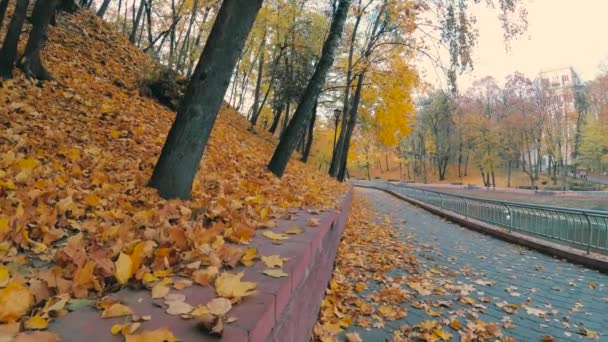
[{"x1": 342, "y1": 188, "x2": 608, "y2": 341}]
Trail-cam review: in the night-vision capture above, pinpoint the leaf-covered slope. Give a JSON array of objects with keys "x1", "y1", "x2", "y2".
[{"x1": 0, "y1": 10, "x2": 346, "y2": 324}]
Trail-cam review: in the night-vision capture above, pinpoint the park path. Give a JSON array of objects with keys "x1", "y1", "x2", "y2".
[{"x1": 349, "y1": 188, "x2": 607, "y2": 341}]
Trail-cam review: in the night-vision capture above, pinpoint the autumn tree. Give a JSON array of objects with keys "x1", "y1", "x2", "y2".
[
  {"x1": 149, "y1": 0, "x2": 264, "y2": 199},
  {"x1": 578, "y1": 117, "x2": 608, "y2": 172},
  {"x1": 417, "y1": 91, "x2": 454, "y2": 181},
  {"x1": 267, "y1": 0, "x2": 351, "y2": 177}
]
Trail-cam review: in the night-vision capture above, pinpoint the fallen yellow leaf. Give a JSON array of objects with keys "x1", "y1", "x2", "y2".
[
  {"x1": 24, "y1": 315, "x2": 48, "y2": 330},
  {"x1": 241, "y1": 247, "x2": 257, "y2": 267},
  {"x1": 125, "y1": 327, "x2": 177, "y2": 342},
  {"x1": 263, "y1": 269, "x2": 288, "y2": 278},
  {"x1": 114, "y1": 252, "x2": 133, "y2": 284},
  {"x1": 0, "y1": 266, "x2": 9, "y2": 287},
  {"x1": 101, "y1": 303, "x2": 133, "y2": 318},
  {"x1": 0, "y1": 281, "x2": 34, "y2": 323},
  {"x1": 151, "y1": 284, "x2": 170, "y2": 299},
  {"x1": 215, "y1": 272, "x2": 256, "y2": 301},
  {"x1": 207, "y1": 298, "x2": 232, "y2": 316},
  {"x1": 262, "y1": 231, "x2": 288, "y2": 241},
  {"x1": 261, "y1": 255, "x2": 288, "y2": 268}
]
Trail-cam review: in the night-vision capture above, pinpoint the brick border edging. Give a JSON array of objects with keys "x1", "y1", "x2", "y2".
[
  {"x1": 356, "y1": 185, "x2": 608, "y2": 274},
  {"x1": 265, "y1": 187, "x2": 354, "y2": 341}
]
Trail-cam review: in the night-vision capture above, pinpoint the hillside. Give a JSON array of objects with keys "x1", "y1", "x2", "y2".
[{"x1": 0, "y1": 10, "x2": 346, "y2": 336}]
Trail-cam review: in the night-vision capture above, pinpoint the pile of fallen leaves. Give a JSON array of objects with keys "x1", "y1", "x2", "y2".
[
  {"x1": 0, "y1": 10, "x2": 347, "y2": 340},
  {"x1": 314, "y1": 195, "x2": 510, "y2": 342}
]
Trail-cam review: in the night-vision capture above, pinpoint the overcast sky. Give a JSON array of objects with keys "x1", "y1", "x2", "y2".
[{"x1": 426, "y1": 0, "x2": 608, "y2": 90}]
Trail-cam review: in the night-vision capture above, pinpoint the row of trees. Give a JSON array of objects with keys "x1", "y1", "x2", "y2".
[
  {"x1": 356, "y1": 69, "x2": 607, "y2": 188},
  {"x1": 0, "y1": 0, "x2": 528, "y2": 199}
]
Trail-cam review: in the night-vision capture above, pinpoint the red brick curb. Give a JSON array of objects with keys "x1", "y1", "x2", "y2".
[
  {"x1": 359, "y1": 185, "x2": 608, "y2": 274},
  {"x1": 49, "y1": 187, "x2": 354, "y2": 341}
]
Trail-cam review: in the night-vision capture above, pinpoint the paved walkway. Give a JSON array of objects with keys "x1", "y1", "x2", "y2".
[{"x1": 348, "y1": 188, "x2": 607, "y2": 341}]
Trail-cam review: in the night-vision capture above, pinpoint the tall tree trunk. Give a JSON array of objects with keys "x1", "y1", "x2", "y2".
[
  {"x1": 176, "y1": 0, "x2": 198, "y2": 71},
  {"x1": 337, "y1": 73, "x2": 364, "y2": 182},
  {"x1": 168, "y1": 0, "x2": 176, "y2": 67},
  {"x1": 0, "y1": 0, "x2": 29, "y2": 79},
  {"x1": 149, "y1": 0, "x2": 263, "y2": 199},
  {"x1": 0, "y1": 0, "x2": 10, "y2": 29},
  {"x1": 329, "y1": 9, "x2": 361, "y2": 177},
  {"x1": 385, "y1": 152, "x2": 389, "y2": 171},
  {"x1": 145, "y1": 0, "x2": 153, "y2": 46},
  {"x1": 300, "y1": 101, "x2": 317, "y2": 163},
  {"x1": 280, "y1": 102, "x2": 290, "y2": 137},
  {"x1": 250, "y1": 38, "x2": 265, "y2": 126},
  {"x1": 18, "y1": 0, "x2": 58, "y2": 81},
  {"x1": 268, "y1": 104, "x2": 282, "y2": 134},
  {"x1": 97, "y1": 0, "x2": 112, "y2": 18},
  {"x1": 268, "y1": 0, "x2": 351, "y2": 178},
  {"x1": 129, "y1": 0, "x2": 145, "y2": 44},
  {"x1": 507, "y1": 160, "x2": 512, "y2": 188}
]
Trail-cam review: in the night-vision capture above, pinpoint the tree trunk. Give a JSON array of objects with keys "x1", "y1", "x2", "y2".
[
  {"x1": 18, "y1": 0, "x2": 58, "y2": 81},
  {"x1": 268, "y1": 0, "x2": 350, "y2": 177},
  {"x1": 97, "y1": 0, "x2": 112, "y2": 18},
  {"x1": 280, "y1": 101, "x2": 290, "y2": 137},
  {"x1": 145, "y1": 0, "x2": 153, "y2": 46},
  {"x1": 129, "y1": 0, "x2": 145, "y2": 43},
  {"x1": 329, "y1": 10, "x2": 361, "y2": 177},
  {"x1": 300, "y1": 101, "x2": 317, "y2": 163},
  {"x1": 337, "y1": 73, "x2": 364, "y2": 182},
  {"x1": 507, "y1": 160, "x2": 512, "y2": 188},
  {"x1": 457, "y1": 142, "x2": 463, "y2": 177},
  {"x1": 176, "y1": 0, "x2": 198, "y2": 71},
  {"x1": 0, "y1": 0, "x2": 10, "y2": 29},
  {"x1": 385, "y1": 152, "x2": 389, "y2": 171},
  {"x1": 464, "y1": 149, "x2": 469, "y2": 176},
  {"x1": 149, "y1": 0, "x2": 263, "y2": 199},
  {"x1": 268, "y1": 104, "x2": 282, "y2": 134},
  {"x1": 0, "y1": 0, "x2": 29, "y2": 79},
  {"x1": 250, "y1": 38, "x2": 265, "y2": 126}
]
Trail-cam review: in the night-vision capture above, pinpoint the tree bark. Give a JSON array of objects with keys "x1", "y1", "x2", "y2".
[
  {"x1": 149, "y1": 0, "x2": 264, "y2": 199},
  {"x1": 329, "y1": 9, "x2": 361, "y2": 177},
  {"x1": 337, "y1": 73, "x2": 364, "y2": 182},
  {"x1": 0, "y1": 0, "x2": 29, "y2": 79},
  {"x1": 280, "y1": 101, "x2": 289, "y2": 137},
  {"x1": 268, "y1": 104, "x2": 282, "y2": 134},
  {"x1": 250, "y1": 38, "x2": 265, "y2": 126},
  {"x1": 0, "y1": 0, "x2": 10, "y2": 29},
  {"x1": 97, "y1": 0, "x2": 112, "y2": 18},
  {"x1": 176, "y1": 0, "x2": 198, "y2": 71},
  {"x1": 268, "y1": 0, "x2": 351, "y2": 177},
  {"x1": 300, "y1": 101, "x2": 317, "y2": 163},
  {"x1": 129, "y1": 0, "x2": 145, "y2": 43},
  {"x1": 18, "y1": 0, "x2": 58, "y2": 81}
]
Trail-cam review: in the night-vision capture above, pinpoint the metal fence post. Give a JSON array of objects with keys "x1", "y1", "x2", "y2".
[
  {"x1": 584, "y1": 213, "x2": 592, "y2": 254},
  {"x1": 505, "y1": 205, "x2": 513, "y2": 232}
]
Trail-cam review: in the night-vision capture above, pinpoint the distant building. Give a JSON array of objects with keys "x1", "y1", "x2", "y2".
[
  {"x1": 538, "y1": 67, "x2": 578, "y2": 167},
  {"x1": 539, "y1": 67, "x2": 576, "y2": 114}
]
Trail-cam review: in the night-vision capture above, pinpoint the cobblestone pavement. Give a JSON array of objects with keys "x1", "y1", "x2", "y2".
[{"x1": 348, "y1": 188, "x2": 608, "y2": 341}]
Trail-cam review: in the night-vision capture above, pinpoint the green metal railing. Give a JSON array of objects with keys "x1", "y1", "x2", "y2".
[{"x1": 353, "y1": 180, "x2": 608, "y2": 254}]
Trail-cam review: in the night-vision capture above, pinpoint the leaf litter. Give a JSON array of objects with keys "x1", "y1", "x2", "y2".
[{"x1": 0, "y1": 9, "x2": 347, "y2": 338}]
